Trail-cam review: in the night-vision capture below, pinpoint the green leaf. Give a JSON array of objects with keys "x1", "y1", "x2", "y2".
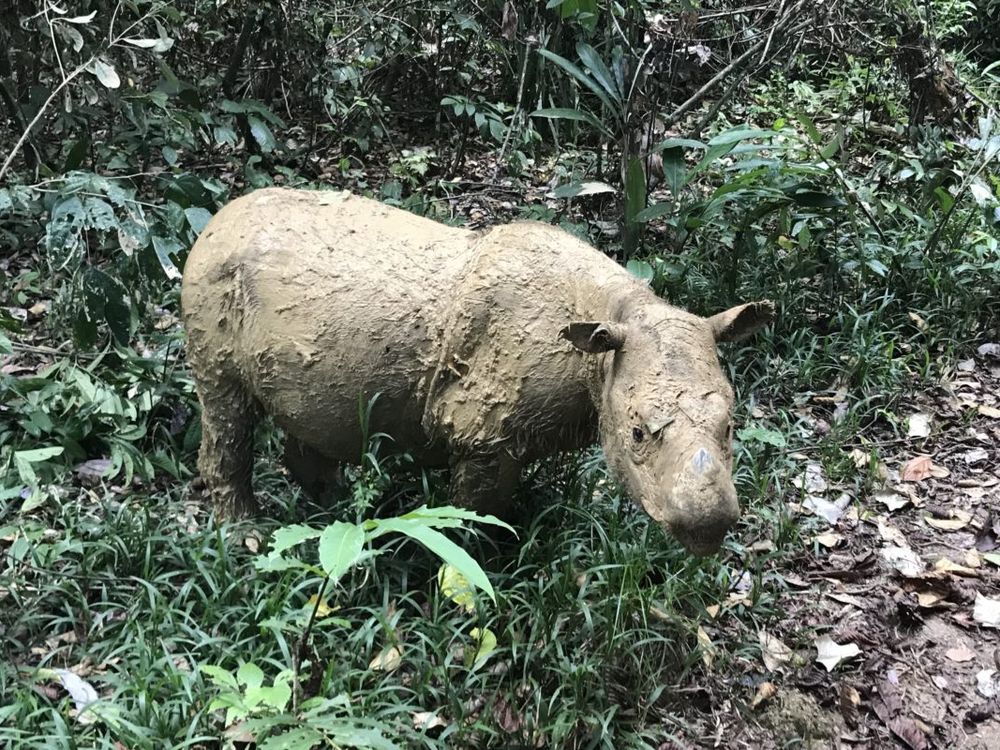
[
  {"x1": 82, "y1": 267, "x2": 131, "y2": 345},
  {"x1": 64, "y1": 139, "x2": 89, "y2": 170},
  {"x1": 14, "y1": 447, "x2": 65, "y2": 463},
  {"x1": 253, "y1": 553, "x2": 316, "y2": 574},
  {"x1": 626, "y1": 259, "x2": 654, "y2": 283},
  {"x1": 529, "y1": 107, "x2": 611, "y2": 137},
  {"x1": 184, "y1": 206, "x2": 213, "y2": 234},
  {"x1": 575, "y1": 43, "x2": 621, "y2": 104},
  {"x1": 736, "y1": 426, "x2": 786, "y2": 448},
  {"x1": 537, "y1": 49, "x2": 618, "y2": 121},
  {"x1": 706, "y1": 128, "x2": 776, "y2": 146},
  {"x1": 123, "y1": 37, "x2": 174, "y2": 52},
  {"x1": 151, "y1": 235, "x2": 183, "y2": 280},
  {"x1": 87, "y1": 58, "x2": 120, "y2": 89},
  {"x1": 635, "y1": 201, "x2": 674, "y2": 223},
  {"x1": 865, "y1": 258, "x2": 888, "y2": 277},
  {"x1": 270, "y1": 524, "x2": 322, "y2": 555},
  {"x1": 438, "y1": 563, "x2": 476, "y2": 612},
  {"x1": 465, "y1": 626, "x2": 498, "y2": 671},
  {"x1": 247, "y1": 116, "x2": 277, "y2": 153},
  {"x1": 318, "y1": 522, "x2": 365, "y2": 582},
  {"x1": 550, "y1": 180, "x2": 616, "y2": 199},
  {"x1": 373, "y1": 519, "x2": 496, "y2": 601},
  {"x1": 162, "y1": 145, "x2": 178, "y2": 166},
  {"x1": 199, "y1": 665, "x2": 238, "y2": 690},
  {"x1": 237, "y1": 662, "x2": 264, "y2": 691},
  {"x1": 624, "y1": 156, "x2": 646, "y2": 225},
  {"x1": 794, "y1": 111, "x2": 822, "y2": 144},
  {"x1": 652, "y1": 137, "x2": 707, "y2": 152},
  {"x1": 258, "y1": 727, "x2": 325, "y2": 750},
  {"x1": 788, "y1": 190, "x2": 848, "y2": 208},
  {"x1": 401, "y1": 505, "x2": 515, "y2": 533},
  {"x1": 0, "y1": 332, "x2": 11, "y2": 354}
]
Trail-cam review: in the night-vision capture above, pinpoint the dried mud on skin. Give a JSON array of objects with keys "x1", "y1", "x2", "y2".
[{"x1": 689, "y1": 344, "x2": 1000, "y2": 750}]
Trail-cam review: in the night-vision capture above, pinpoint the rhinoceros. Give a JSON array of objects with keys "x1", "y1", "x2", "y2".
[{"x1": 181, "y1": 189, "x2": 773, "y2": 555}]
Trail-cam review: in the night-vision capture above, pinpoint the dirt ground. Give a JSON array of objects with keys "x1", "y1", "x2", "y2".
[{"x1": 693, "y1": 342, "x2": 1000, "y2": 749}]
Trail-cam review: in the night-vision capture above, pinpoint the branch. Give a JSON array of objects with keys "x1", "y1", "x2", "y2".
[{"x1": 0, "y1": 57, "x2": 94, "y2": 184}]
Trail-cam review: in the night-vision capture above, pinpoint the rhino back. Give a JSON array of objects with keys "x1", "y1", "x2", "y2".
[
  {"x1": 424, "y1": 221, "x2": 652, "y2": 460},
  {"x1": 182, "y1": 189, "x2": 472, "y2": 461}
]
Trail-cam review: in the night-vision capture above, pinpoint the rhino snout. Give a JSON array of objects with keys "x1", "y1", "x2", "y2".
[{"x1": 661, "y1": 447, "x2": 740, "y2": 556}]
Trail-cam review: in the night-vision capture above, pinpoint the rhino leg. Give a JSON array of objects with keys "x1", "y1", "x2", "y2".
[
  {"x1": 196, "y1": 377, "x2": 259, "y2": 518},
  {"x1": 283, "y1": 435, "x2": 342, "y2": 500},
  {"x1": 449, "y1": 452, "x2": 522, "y2": 520}
]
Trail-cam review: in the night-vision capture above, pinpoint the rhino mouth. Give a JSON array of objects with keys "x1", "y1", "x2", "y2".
[{"x1": 674, "y1": 529, "x2": 727, "y2": 557}]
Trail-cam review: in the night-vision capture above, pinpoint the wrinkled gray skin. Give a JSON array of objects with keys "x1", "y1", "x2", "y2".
[{"x1": 182, "y1": 189, "x2": 773, "y2": 555}]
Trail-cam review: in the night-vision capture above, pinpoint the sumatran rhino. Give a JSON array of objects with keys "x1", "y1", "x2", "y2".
[{"x1": 181, "y1": 189, "x2": 773, "y2": 555}]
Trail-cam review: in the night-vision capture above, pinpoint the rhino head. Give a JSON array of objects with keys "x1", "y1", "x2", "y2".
[{"x1": 562, "y1": 301, "x2": 774, "y2": 556}]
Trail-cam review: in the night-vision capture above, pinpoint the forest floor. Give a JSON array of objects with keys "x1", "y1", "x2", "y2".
[
  {"x1": 708, "y1": 343, "x2": 1000, "y2": 749},
  {"x1": 4, "y1": 146, "x2": 1000, "y2": 749},
  {"x1": 372, "y1": 159, "x2": 1000, "y2": 748},
  {"x1": 434, "y1": 174, "x2": 1000, "y2": 749}
]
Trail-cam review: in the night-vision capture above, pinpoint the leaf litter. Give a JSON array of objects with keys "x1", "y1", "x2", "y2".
[{"x1": 747, "y1": 342, "x2": 1000, "y2": 748}]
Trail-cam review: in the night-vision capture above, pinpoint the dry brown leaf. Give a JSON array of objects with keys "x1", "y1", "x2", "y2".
[
  {"x1": 840, "y1": 684, "x2": 861, "y2": 727},
  {"x1": 369, "y1": 645, "x2": 403, "y2": 672},
  {"x1": 411, "y1": 711, "x2": 447, "y2": 730},
  {"x1": 925, "y1": 510, "x2": 972, "y2": 531},
  {"x1": 932, "y1": 557, "x2": 978, "y2": 577},
  {"x1": 696, "y1": 626, "x2": 714, "y2": 668},
  {"x1": 882, "y1": 545, "x2": 925, "y2": 577},
  {"x1": 900, "y1": 455, "x2": 949, "y2": 482},
  {"x1": 874, "y1": 491, "x2": 909, "y2": 512},
  {"x1": 813, "y1": 532, "x2": 844, "y2": 548},
  {"x1": 814, "y1": 635, "x2": 861, "y2": 671},
  {"x1": 705, "y1": 604, "x2": 721, "y2": 619},
  {"x1": 848, "y1": 448, "x2": 870, "y2": 468},
  {"x1": 978, "y1": 405, "x2": 1000, "y2": 419},
  {"x1": 907, "y1": 412, "x2": 931, "y2": 438},
  {"x1": 917, "y1": 591, "x2": 945, "y2": 608},
  {"x1": 945, "y1": 645, "x2": 976, "y2": 662},
  {"x1": 973, "y1": 593, "x2": 1000, "y2": 628},
  {"x1": 751, "y1": 682, "x2": 778, "y2": 710},
  {"x1": 828, "y1": 592, "x2": 865, "y2": 608},
  {"x1": 878, "y1": 518, "x2": 908, "y2": 546},
  {"x1": 888, "y1": 715, "x2": 928, "y2": 750},
  {"x1": 758, "y1": 630, "x2": 793, "y2": 671}
]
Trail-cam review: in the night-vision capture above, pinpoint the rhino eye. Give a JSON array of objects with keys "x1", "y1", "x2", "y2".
[{"x1": 631, "y1": 427, "x2": 644, "y2": 443}]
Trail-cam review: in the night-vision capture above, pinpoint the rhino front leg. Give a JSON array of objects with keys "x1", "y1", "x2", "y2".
[
  {"x1": 196, "y1": 378, "x2": 259, "y2": 519},
  {"x1": 449, "y1": 452, "x2": 522, "y2": 520}
]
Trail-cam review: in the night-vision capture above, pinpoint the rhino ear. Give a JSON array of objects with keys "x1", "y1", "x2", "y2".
[
  {"x1": 708, "y1": 301, "x2": 775, "y2": 343},
  {"x1": 560, "y1": 321, "x2": 627, "y2": 353}
]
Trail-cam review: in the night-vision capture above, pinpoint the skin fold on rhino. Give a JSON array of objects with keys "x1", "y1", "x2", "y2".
[{"x1": 181, "y1": 189, "x2": 774, "y2": 555}]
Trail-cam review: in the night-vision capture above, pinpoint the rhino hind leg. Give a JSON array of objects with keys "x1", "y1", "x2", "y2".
[
  {"x1": 283, "y1": 435, "x2": 342, "y2": 500},
  {"x1": 449, "y1": 452, "x2": 522, "y2": 520},
  {"x1": 196, "y1": 377, "x2": 260, "y2": 519}
]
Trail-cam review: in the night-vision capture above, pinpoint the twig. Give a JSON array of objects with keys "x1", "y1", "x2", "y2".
[
  {"x1": 292, "y1": 574, "x2": 329, "y2": 713},
  {"x1": 661, "y1": 38, "x2": 767, "y2": 128},
  {"x1": 662, "y1": 3, "x2": 808, "y2": 128},
  {"x1": 0, "y1": 58, "x2": 94, "y2": 183},
  {"x1": 758, "y1": 0, "x2": 787, "y2": 65},
  {"x1": 494, "y1": 39, "x2": 533, "y2": 179}
]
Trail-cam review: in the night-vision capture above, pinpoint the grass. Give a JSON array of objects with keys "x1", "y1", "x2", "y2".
[
  {"x1": 1, "y1": 427, "x2": 811, "y2": 750},
  {"x1": 3, "y1": 75, "x2": 998, "y2": 749}
]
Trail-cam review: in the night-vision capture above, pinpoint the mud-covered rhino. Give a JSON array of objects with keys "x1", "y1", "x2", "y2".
[{"x1": 182, "y1": 189, "x2": 773, "y2": 555}]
